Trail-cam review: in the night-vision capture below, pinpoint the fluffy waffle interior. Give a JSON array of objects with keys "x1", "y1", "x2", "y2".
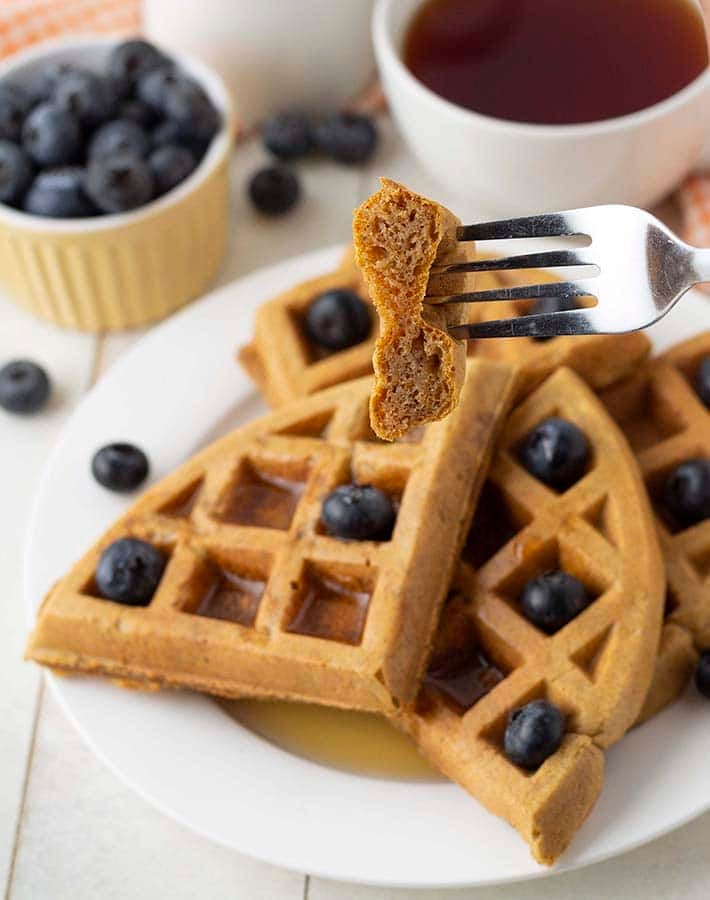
[
  {"x1": 26, "y1": 362, "x2": 516, "y2": 714},
  {"x1": 601, "y1": 332, "x2": 710, "y2": 721},
  {"x1": 395, "y1": 367, "x2": 665, "y2": 866}
]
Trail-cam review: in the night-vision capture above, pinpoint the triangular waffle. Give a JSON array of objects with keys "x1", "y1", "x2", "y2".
[
  {"x1": 238, "y1": 247, "x2": 376, "y2": 407},
  {"x1": 27, "y1": 361, "x2": 516, "y2": 714},
  {"x1": 468, "y1": 264, "x2": 652, "y2": 399},
  {"x1": 600, "y1": 333, "x2": 710, "y2": 722},
  {"x1": 396, "y1": 368, "x2": 665, "y2": 865}
]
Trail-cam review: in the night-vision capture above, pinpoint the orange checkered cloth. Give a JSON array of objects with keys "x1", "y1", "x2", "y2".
[{"x1": 0, "y1": 0, "x2": 140, "y2": 59}]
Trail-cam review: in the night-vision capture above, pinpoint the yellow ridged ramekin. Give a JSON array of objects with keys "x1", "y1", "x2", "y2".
[{"x1": 0, "y1": 37, "x2": 234, "y2": 332}]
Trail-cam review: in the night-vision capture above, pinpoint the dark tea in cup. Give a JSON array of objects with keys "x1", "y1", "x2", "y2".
[{"x1": 404, "y1": 0, "x2": 709, "y2": 125}]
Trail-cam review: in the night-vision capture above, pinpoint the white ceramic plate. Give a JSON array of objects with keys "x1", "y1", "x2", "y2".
[{"x1": 24, "y1": 245, "x2": 710, "y2": 888}]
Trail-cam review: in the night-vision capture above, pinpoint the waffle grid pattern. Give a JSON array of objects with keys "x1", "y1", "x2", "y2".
[
  {"x1": 238, "y1": 250, "x2": 377, "y2": 406},
  {"x1": 601, "y1": 333, "x2": 710, "y2": 720},
  {"x1": 28, "y1": 364, "x2": 515, "y2": 714},
  {"x1": 400, "y1": 368, "x2": 664, "y2": 864}
]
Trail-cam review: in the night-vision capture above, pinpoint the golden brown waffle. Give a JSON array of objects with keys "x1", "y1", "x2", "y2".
[
  {"x1": 353, "y1": 178, "x2": 469, "y2": 440},
  {"x1": 468, "y1": 264, "x2": 652, "y2": 398},
  {"x1": 27, "y1": 361, "x2": 516, "y2": 714},
  {"x1": 237, "y1": 248, "x2": 376, "y2": 407},
  {"x1": 600, "y1": 333, "x2": 710, "y2": 722},
  {"x1": 396, "y1": 367, "x2": 665, "y2": 865}
]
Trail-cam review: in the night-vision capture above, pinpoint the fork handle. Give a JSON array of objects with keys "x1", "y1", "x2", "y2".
[{"x1": 689, "y1": 247, "x2": 710, "y2": 285}]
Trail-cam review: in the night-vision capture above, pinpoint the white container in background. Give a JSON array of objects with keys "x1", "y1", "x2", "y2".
[
  {"x1": 144, "y1": 0, "x2": 376, "y2": 126},
  {"x1": 375, "y1": 0, "x2": 710, "y2": 215}
]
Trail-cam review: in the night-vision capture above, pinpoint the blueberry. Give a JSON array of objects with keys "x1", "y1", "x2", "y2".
[
  {"x1": 53, "y1": 71, "x2": 116, "y2": 128},
  {"x1": 303, "y1": 289, "x2": 371, "y2": 351},
  {"x1": 95, "y1": 537, "x2": 166, "y2": 606},
  {"x1": 695, "y1": 356, "x2": 710, "y2": 407},
  {"x1": 696, "y1": 650, "x2": 710, "y2": 699},
  {"x1": 263, "y1": 110, "x2": 314, "y2": 160},
  {"x1": 86, "y1": 153, "x2": 154, "y2": 213},
  {"x1": 663, "y1": 459, "x2": 710, "y2": 528},
  {"x1": 0, "y1": 82, "x2": 31, "y2": 142},
  {"x1": 151, "y1": 118, "x2": 208, "y2": 158},
  {"x1": 520, "y1": 571, "x2": 589, "y2": 634},
  {"x1": 109, "y1": 39, "x2": 169, "y2": 87},
  {"x1": 504, "y1": 699, "x2": 565, "y2": 769},
  {"x1": 105, "y1": 74, "x2": 133, "y2": 104},
  {"x1": 529, "y1": 295, "x2": 578, "y2": 343},
  {"x1": 92, "y1": 442, "x2": 149, "y2": 492},
  {"x1": 136, "y1": 67, "x2": 178, "y2": 111},
  {"x1": 321, "y1": 484, "x2": 396, "y2": 541},
  {"x1": 519, "y1": 417, "x2": 589, "y2": 491},
  {"x1": 29, "y1": 62, "x2": 79, "y2": 104},
  {"x1": 138, "y1": 71, "x2": 219, "y2": 143},
  {"x1": 148, "y1": 144, "x2": 196, "y2": 195},
  {"x1": 119, "y1": 99, "x2": 159, "y2": 129},
  {"x1": 89, "y1": 119, "x2": 150, "y2": 160},
  {"x1": 248, "y1": 165, "x2": 299, "y2": 215},
  {"x1": 0, "y1": 141, "x2": 33, "y2": 206},
  {"x1": 23, "y1": 167, "x2": 96, "y2": 218},
  {"x1": 0, "y1": 359, "x2": 51, "y2": 414},
  {"x1": 315, "y1": 112, "x2": 378, "y2": 164},
  {"x1": 22, "y1": 103, "x2": 81, "y2": 167}
]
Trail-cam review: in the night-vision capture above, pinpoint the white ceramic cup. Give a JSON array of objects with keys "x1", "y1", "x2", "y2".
[
  {"x1": 374, "y1": 0, "x2": 710, "y2": 215},
  {"x1": 145, "y1": 0, "x2": 377, "y2": 126}
]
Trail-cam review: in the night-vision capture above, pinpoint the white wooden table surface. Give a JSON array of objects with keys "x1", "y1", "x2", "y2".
[{"x1": 2, "y1": 123, "x2": 709, "y2": 900}]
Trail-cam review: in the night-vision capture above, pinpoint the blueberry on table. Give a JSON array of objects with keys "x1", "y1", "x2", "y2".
[
  {"x1": 315, "y1": 112, "x2": 378, "y2": 164},
  {"x1": 321, "y1": 484, "x2": 396, "y2": 541},
  {"x1": 22, "y1": 103, "x2": 81, "y2": 168},
  {"x1": 53, "y1": 70, "x2": 116, "y2": 128},
  {"x1": 695, "y1": 356, "x2": 710, "y2": 407},
  {"x1": 95, "y1": 538, "x2": 167, "y2": 606},
  {"x1": 520, "y1": 571, "x2": 589, "y2": 634},
  {"x1": 529, "y1": 295, "x2": 578, "y2": 343},
  {"x1": 109, "y1": 39, "x2": 169, "y2": 87},
  {"x1": 0, "y1": 360, "x2": 51, "y2": 414},
  {"x1": 92, "y1": 443, "x2": 150, "y2": 492},
  {"x1": 248, "y1": 165, "x2": 300, "y2": 215},
  {"x1": 263, "y1": 111, "x2": 314, "y2": 161},
  {"x1": 23, "y1": 167, "x2": 96, "y2": 218},
  {"x1": 518, "y1": 417, "x2": 589, "y2": 491},
  {"x1": 86, "y1": 153, "x2": 155, "y2": 213},
  {"x1": 89, "y1": 119, "x2": 151, "y2": 160},
  {"x1": 0, "y1": 82, "x2": 31, "y2": 142},
  {"x1": 303, "y1": 289, "x2": 371, "y2": 351},
  {"x1": 0, "y1": 141, "x2": 33, "y2": 207},
  {"x1": 663, "y1": 459, "x2": 710, "y2": 528},
  {"x1": 148, "y1": 144, "x2": 196, "y2": 195},
  {"x1": 504, "y1": 699, "x2": 565, "y2": 770},
  {"x1": 695, "y1": 651, "x2": 710, "y2": 699}
]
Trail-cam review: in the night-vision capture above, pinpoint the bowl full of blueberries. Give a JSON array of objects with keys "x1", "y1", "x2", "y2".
[{"x1": 0, "y1": 36, "x2": 233, "y2": 331}]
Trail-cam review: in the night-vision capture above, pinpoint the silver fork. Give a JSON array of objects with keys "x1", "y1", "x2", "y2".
[{"x1": 426, "y1": 205, "x2": 710, "y2": 339}]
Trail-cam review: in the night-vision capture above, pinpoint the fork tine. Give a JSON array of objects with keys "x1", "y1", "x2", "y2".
[
  {"x1": 432, "y1": 279, "x2": 596, "y2": 304},
  {"x1": 456, "y1": 213, "x2": 580, "y2": 242},
  {"x1": 449, "y1": 309, "x2": 600, "y2": 340},
  {"x1": 429, "y1": 249, "x2": 596, "y2": 277}
]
